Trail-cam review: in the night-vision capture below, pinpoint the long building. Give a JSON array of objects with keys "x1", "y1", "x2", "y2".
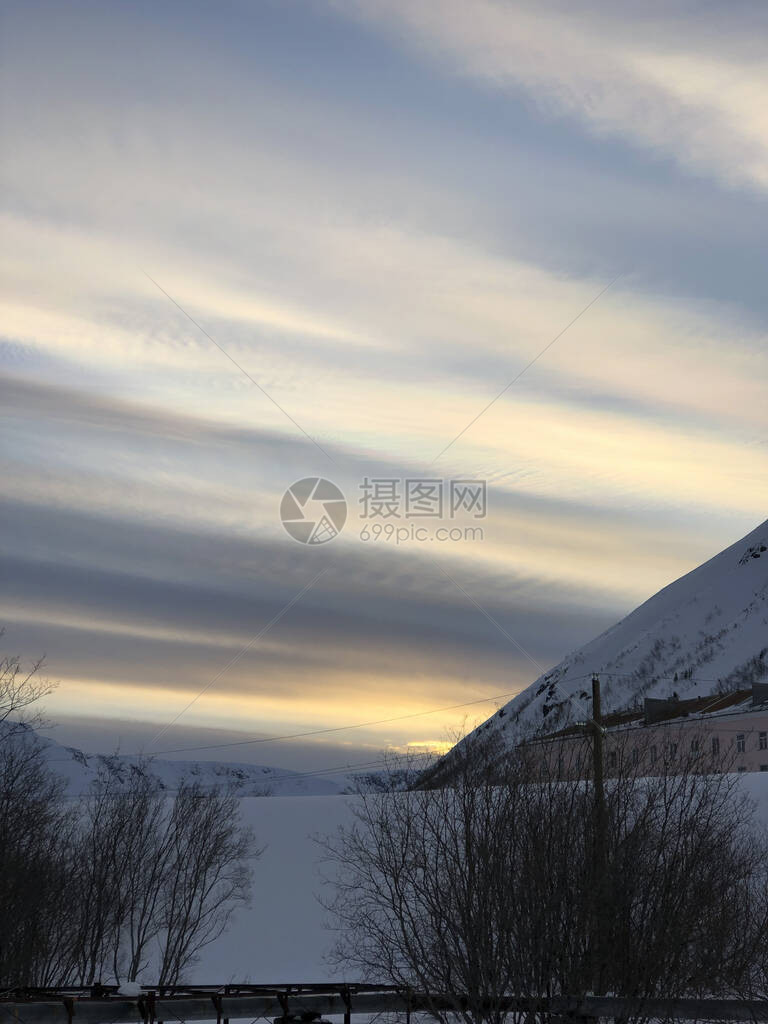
[{"x1": 529, "y1": 682, "x2": 768, "y2": 778}]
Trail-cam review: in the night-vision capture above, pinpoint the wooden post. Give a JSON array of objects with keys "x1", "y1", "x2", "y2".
[
  {"x1": 591, "y1": 674, "x2": 608, "y2": 997},
  {"x1": 592, "y1": 675, "x2": 605, "y2": 804},
  {"x1": 342, "y1": 986, "x2": 351, "y2": 1024}
]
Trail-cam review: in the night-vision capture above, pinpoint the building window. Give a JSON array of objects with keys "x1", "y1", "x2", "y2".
[
  {"x1": 650, "y1": 745, "x2": 657, "y2": 763},
  {"x1": 607, "y1": 750, "x2": 617, "y2": 770},
  {"x1": 737, "y1": 734, "x2": 746, "y2": 753},
  {"x1": 632, "y1": 747, "x2": 639, "y2": 766},
  {"x1": 761, "y1": 765, "x2": 768, "y2": 773},
  {"x1": 760, "y1": 732, "x2": 767, "y2": 751},
  {"x1": 668, "y1": 742, "x2": 677, "y2": 760},
  {"x1": 690, "y1": 738, "x2": 699, "y2": 754},
  {"x1": 712, "y1": 736, "x2": 720, "y2": 756}
]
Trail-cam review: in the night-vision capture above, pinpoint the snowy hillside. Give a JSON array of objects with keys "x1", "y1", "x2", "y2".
[
  {"x1": 26, "y1": 726, "x2": 346, "y2": 797},
  {"x1": 469, "y1": 517, "x2": 768, "y2": 745}
]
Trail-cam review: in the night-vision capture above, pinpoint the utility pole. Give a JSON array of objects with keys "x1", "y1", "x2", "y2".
[
  {"x1": 590, "y1": 674, "x2": 608, "y2": 996},
  {"x1": 591, "y1": 674, "x2": 606, "y2": 817}
]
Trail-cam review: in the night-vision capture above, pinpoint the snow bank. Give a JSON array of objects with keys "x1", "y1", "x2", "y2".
[{"x1": 197, "y1": 794, "x2": 356, "y2": 982}]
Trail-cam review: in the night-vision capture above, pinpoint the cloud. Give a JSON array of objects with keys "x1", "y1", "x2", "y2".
[
  {"x1": 3, "y1": 375, "x2": 756, "y2": 599},
  {"x1": 335, "y1": 0, "x2": 768, "y2": 192},
  {"x1": 2, "y1": 0, "x2": 768, "y2": 754},
  {"x1": 0, "y1": 497, "x2": 612, "y2": 743}
]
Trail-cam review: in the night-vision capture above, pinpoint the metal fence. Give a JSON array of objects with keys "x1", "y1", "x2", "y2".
[{"x1": 3, "y1": 985, "x2": 768, "y2": 1024}]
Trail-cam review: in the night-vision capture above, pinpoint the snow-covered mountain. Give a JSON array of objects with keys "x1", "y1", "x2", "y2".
[
  {"x1": 25, "y1": 726, "x2": 347, "y2": 797},
  {"x1": 469, "y1": 517, "x2": 768, "y2": 746}
]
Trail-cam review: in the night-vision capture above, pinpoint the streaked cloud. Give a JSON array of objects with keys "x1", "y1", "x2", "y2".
[
  {"x1": 336, "y1": 0, "x2": 768, "y2": 191},
  {"x1": 1, "y1": 0, "x2": 766, "y2": 758}
]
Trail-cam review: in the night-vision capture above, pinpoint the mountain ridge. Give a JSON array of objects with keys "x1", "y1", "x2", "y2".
[
  {"x1": 19, "y1": 725, "x2": 347, "y2": 797},
  {"x1": 467, "y1": 517, "x2": 768, "y2": 746}
]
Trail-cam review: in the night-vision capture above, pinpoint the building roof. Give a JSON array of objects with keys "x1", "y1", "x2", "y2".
[{"x1": 531, "y1": 687, "x2": 760, "y2": 744}]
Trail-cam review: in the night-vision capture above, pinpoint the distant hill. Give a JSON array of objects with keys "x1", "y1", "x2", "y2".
[
  {"x1": 17, "y1": 724, "x2": 347, "y2": 797},
  {"x1": 464, "y1": 517, "x2": 768, "y2": 748}
]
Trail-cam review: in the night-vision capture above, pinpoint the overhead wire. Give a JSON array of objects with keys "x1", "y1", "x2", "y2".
[{"x1": 39, "y1": 670, "x2": 749, "y2": 767}]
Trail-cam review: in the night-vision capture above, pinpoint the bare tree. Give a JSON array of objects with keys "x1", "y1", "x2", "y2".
[
  {"x1": 322, "y1": 729, "x2": 766, "y2": 1023},
  {"x1": 321, "y1": 738, "x2": 550, "y2": 1024},
  {"x1": 0, "y1": 643, "x2": 259, "y2": 991},
  {"x1": 111, "y1": 769, "x2": 175, "y2": 983},
  {"x1": 593, "y1": 729, "x2": 766, "y2": 1011},
  {"x1": 0, "y1": 639, "x2": 70, "y2": 987},
  {"x1": 0, "y1": 725, "x2": 77, "y2": 987},
  {"x1": 69, "y1": 772, "x2": 131, "y2": 984},
  {"x1": 65, "y1": 770, "x2": 259, "y2": 987},
  {"x1": 0, "y1": 632, "x2": 55, "y2": 735},
  {"x1": 156, "y1": 779, "x2": 259, "y2": 985},
  {"x1": 68, "y1": 763, "x2": 171, "y2": 985}
]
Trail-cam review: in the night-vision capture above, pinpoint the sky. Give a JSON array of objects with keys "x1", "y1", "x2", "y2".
[{"x1": 1, "y1": 0, "x2": 767, "y2": 772}]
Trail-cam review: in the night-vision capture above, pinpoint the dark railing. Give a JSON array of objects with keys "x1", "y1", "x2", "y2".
[{"x1": 3, "y1": 986, "x2": 768, "y2": 1024}]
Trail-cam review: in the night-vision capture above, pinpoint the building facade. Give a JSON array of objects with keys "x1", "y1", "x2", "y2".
[{"x1": 529, "y1": 683, "x2": 768, "y2": 779}]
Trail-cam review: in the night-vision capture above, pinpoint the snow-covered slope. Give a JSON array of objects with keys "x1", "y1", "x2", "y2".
[
  {"x1": 470, "y1": 518, "x2": 768, "y2": 745},
  {"x1": 27, "y1": 727, "x2": 346, "y2": 797}
]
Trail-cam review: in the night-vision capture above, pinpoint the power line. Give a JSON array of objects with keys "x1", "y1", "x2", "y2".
[
  {"x1": 40, "y1": 690, "x2": 514, "y2": 762},
  {"x1": 266, "y1": 752, "x2": 434, "y2": 785},
  {"x1": 141, "y1": 690, "x2": 517, "y2": 757},
  {"x1": 39, "y1": 671, "x2": 740, "y2": 764}
]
